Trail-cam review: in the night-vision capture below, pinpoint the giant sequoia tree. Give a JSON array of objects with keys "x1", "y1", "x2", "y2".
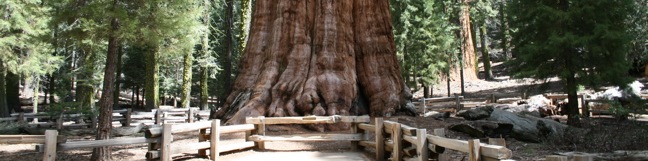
[{"x1": 212, "y1": 0, "x2": 411, "y2": 126}]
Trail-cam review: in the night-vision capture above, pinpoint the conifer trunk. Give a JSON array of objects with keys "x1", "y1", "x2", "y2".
[
  {"x1": 91, "y1": 3, "x2": 119, "y2": 159},
  {"x1": 480, "y1": 23, "x2": 493, "y2": 80},
  {"x1": 0, "y1": 62, "x2": 8, "y2": 117},
  {"x1": 77, "y1": 50, "x2": 97, "y2": 110},
  {"x1": 212, "y1": 0, "x2": 410, "y2": 126},
  {"x1": 6, "y1": 72, "x2": 21, "y2": 113},
  {"x1": 145, "y1": 46, "x2": 159, "y2": 111},
  {"x1": 217, "y1": 0, "x2": 235, "y2": 107},
  {"x1": 450, "y1": 0, "x2": 478, "y2": 81},
  {"x1": 113, "y1": 46, "x2": 123, "y2": 108},
  {"x1": 498, "y1": 0, "x2": 510, "y2": 60},
  {"x1": 181, "y1": 52, "x2": 192, "y2": 108}
]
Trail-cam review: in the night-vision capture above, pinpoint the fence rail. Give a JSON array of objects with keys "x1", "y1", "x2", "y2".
[{"x1": 2, "y1": 115, "x2": 518, "y2": 161}]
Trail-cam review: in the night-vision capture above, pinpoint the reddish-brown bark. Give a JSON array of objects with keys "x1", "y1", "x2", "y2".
[
  {"x1": 449, "y1": 0, "x2": 478, "y2": 81},
  {"x1": 213, "y1": 0, "x2": 410, "y2": 128}
]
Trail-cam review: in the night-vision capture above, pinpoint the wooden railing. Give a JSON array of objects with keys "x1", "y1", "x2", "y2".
[
  {"x1": 357, "y1": 118, "x2": 512, "y2": 161},
  {"x1": 144, "y1": 120, "x2": 256, "y2": 161},
  {"x1": 2, "y1": 115, "x2": 516, "y2": 161},
  {"x1": 245, "y1": 115, "x2": 371, "y2": 150},
  {"x1": 0, "y1": 108, "x2": 211, "y2": 129}
]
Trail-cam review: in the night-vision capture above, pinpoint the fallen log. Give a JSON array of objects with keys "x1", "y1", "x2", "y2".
[{"x1": 487, "y1": 109, "x2": 567, "y2": 142}]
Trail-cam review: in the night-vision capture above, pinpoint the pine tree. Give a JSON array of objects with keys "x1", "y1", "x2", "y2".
[
  {"x1": 391, "y1": 0, "x2": 458, "y2": 97},
  {"x1": 507, "y1": 0, "x2": 635, "y2": 125},
  {"x1": 1, "y1": 0, "x2": 62, "y2": 116}
]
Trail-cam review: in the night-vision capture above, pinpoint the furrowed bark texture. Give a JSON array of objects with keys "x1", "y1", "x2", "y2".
[
  {"x1": 91, "y1": 2, "x2": 119, "y2": 160},
  {"x1": 213, "y1": 0, "x2": 408, "y2": 127},
  {"x1": 450, "y1": 0, "x2": 478, "y2": 81}
]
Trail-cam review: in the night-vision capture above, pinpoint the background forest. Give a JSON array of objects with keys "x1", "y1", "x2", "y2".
[{"x1": 0, "y1": 0, "x2": 647, "y2": 160}]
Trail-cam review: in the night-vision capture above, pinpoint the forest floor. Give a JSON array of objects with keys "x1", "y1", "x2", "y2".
[{"x1": 2, "y1": 62, "x2": 648, "y2": 161}]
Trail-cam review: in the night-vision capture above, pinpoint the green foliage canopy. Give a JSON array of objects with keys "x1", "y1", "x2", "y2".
[{"x1": 506, "y1": 0, "x2": 634, "y2": 87}]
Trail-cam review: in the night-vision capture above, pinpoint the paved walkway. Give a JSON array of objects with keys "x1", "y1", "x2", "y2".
[{"x1": 220, "y1": 151, "x2": 373, "y2": 161}]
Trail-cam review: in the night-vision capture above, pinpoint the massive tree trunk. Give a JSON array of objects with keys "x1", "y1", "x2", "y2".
[
  {"x1": 450, "y1": 0, "x2": 478, "y2": 81},
  {"x1": 91, "y1": 2, "x2": 119, "y2": 159},
  {"x1": 212, "y1": 0, "x2": 410, "y2": 127}
]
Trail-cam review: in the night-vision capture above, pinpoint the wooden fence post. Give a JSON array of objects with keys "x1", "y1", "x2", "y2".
[
  {"x1": 581, "y1": 95, "x2": 590, "y2": 118},
  {"x1": 455, "y1": 94, "x2": 461, "y2": 111},
  {"x1": 422, "y1": 98, "x2": 427, "y2": 115},
  {"x1": 18, "y1": 112, "x2": 24, "y2": 123},
  {"x1": 210, "y1": 119, "x2": 220, "y2": 160},
  {"x1": 43, "y1": 130, "x2": 58, "y2": 161},
  {"x1": 56, "y1": 114, "x2": 63, "y2": 130},
  {"x1": 125, "y1": 108, "x2": 132, "y2": 126},
  {"x1": 392, "y1": 122, "x2": 402, "y2": 161},
  {"x1": 198, "y1": 128, "x2": 207, "y2": 156},
  {"x1": 468, "y1": 139, "x2": 480, "y2": 161},
  {"x1": 155, "y1": 110, "x2": 161, "y2": 125},
  {"x1": 375, "y1": 117, "x2": 385, "y2": 161},
  {"x1": 187, "y1": 108, "x2": 194, "y2": 123},
  {"x1": 431, "y1": 128, "x2": 449, "y2": 161},
  {"x1": 416, "y1": 129, "x2": 428, "y2": 161},
  {"x1": 351, "y1": 121, "x2": 361, "y2": 151},
  {"x1": 256, "y1": 116, "x2": 266, "y2": 150},
  {"x1": 161, "y1": 123, "x2": 173, "y2": 161}
]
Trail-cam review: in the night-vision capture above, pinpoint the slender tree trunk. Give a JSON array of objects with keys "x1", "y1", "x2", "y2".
[
  {"x1": 423, "y1": 85, "x2": 430, "y2": 98},
  {"x1": 566, "y1": 74, "x2": 579, "y2": 126},
  {"x1": 144, "y1": 46, "x2": 159, "y2": 111},
  {"x1": 77, "y1": 50, "x2": 96, "y2": 110},
  {"x1": 131, "y1": 85, "x2": 135, "y2": 108},
  {"x1": 0, "y1": 62, "x2": 8, "y2": 117},
  {"x1": 499, "y1": 0, "x2": 510, "y2": 60},
  {"x1": 217, "y1": 0, "x2": 235, "y2": 107},
  {"x1": 198, "y1": 0, "x2": 212, "y2": 110},
  {"x1": 450, "y1": 0, "x2": 478, "y2": 81},
  {"x1": 91, "y1": 7, "x2": 119, "y2": 160},
  {"x1": 180, "y1": 52, "x2": 192, "y2": 108},
  {"x1": 113, "y1": 45, "x2": 123, "y2": 108},
  {"x1": 471, "y1": 21, "x2": 478, "y2": 63},
  {"x1": 141, "y1": 88, "x2": 145, "y2": 109},
  {"x1": 48, "y1": 74, "x2": 55, "y2": 104},
  {"x1": 6, "y1": 72, "x2": 21, "y2": 113},
  {"x1": 32, "y1": 77, "x2": 40, "y2": 115},
  {"x1": 480, "y1": 22, "x2": 493, "y2": 80},
  {"x1": 212, "y1": 0, "x2": 410, "y2": 128}
]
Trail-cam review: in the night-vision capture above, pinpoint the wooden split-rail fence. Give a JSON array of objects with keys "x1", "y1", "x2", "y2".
[
  {"x1": 544, "y1": 93, "x2": 648, "y2": 117},
  {"x1": 1, "y1": 115, "x2": 518, "y2": 161},
  {"x1": 0, "y1": 108, "x2": 210, "y2": 129}
]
